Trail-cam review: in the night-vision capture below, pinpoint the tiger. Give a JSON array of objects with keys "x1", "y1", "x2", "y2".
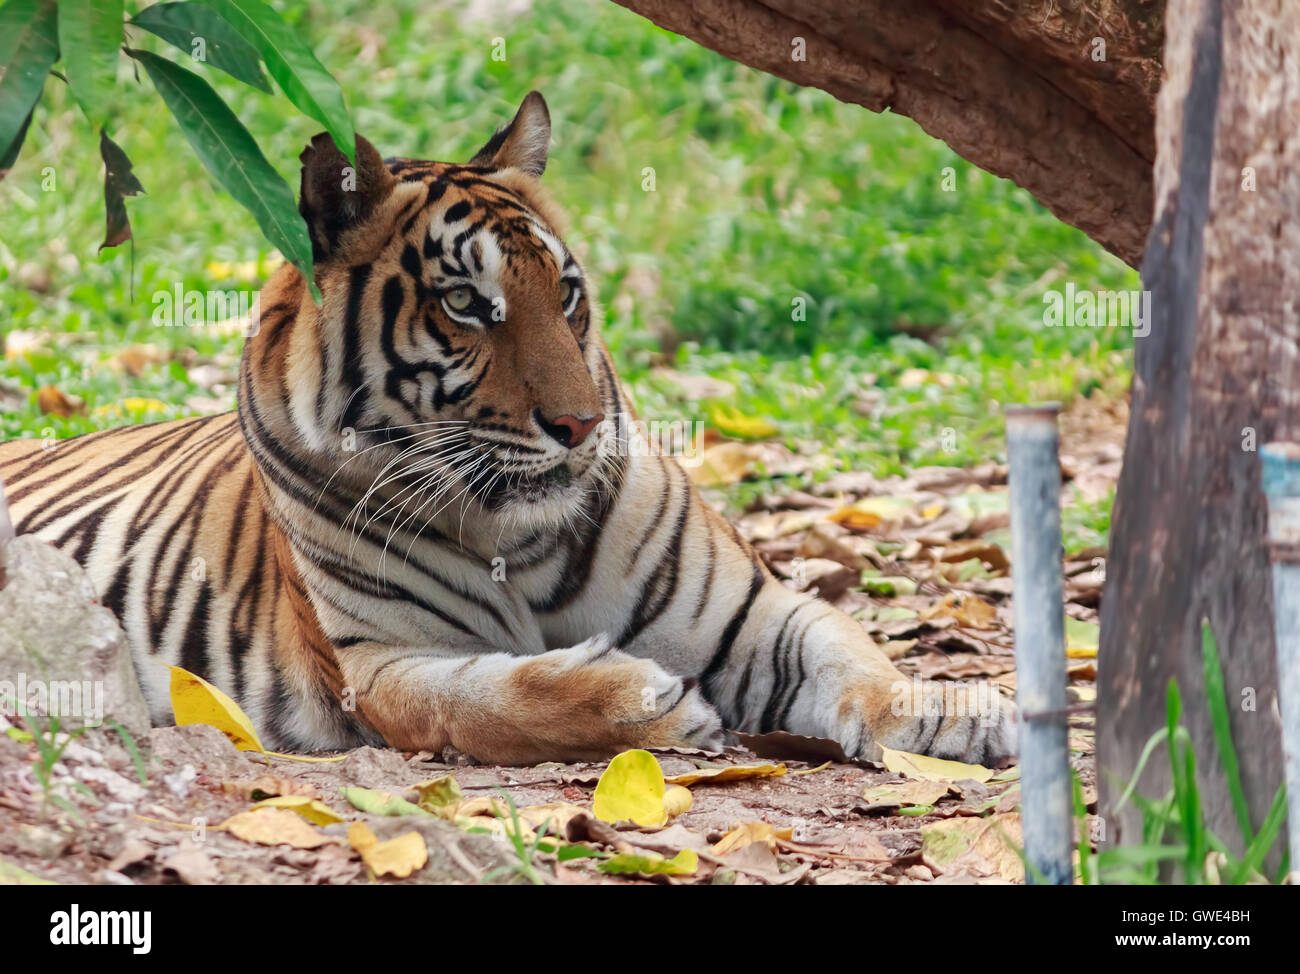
[{"x1": 0, "y1": 93, "x2": 1016, "y2": 766}]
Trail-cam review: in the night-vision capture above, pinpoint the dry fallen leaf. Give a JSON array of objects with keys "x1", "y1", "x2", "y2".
[
  {"x1": 861, "y1": 779, "x2": 952, "y2": 808},
  {"x1": 347, "y1": 822, "x2": 428, "y2": 879},
  {"x1": 161, "y1": 848, "x2": 219, "y2": 885},
  {"x1": 921, "y1": 812, "x2": 1024, "y2": 882},
  {"x1": 36, "y1": 385, "x2": 85, "y2": 417},
  {"x1": 252, "y1": 795, "x2": 344, "y2": 826},
  {"x1": 664, "y1": 763, "x2": 787, "y2": 787},
  {"x1": 411, "y1": 774, "x2": 464, "y2": 817},
  {"x1": 222, "y1": 808, "x2": 337, "y2": 849},
  {"x1": 110, "y1": 344, "x2": 168, "y2": 376},
  {"x1": 920, "y1": 591, "x2": 997, "y2": 629},
  {"x1": 880, "y1": 746, "x2": 994, "y2": 784},
  {"x1": 826, "y1": 496, "x2": 915, "y2": 532},
  {"x1": 686, "y1": 442, "x2": 764, "y2": 487},
  {"x1": 711, "y1": 821, "x2": 794, "y2": 856},
  {"x1": 221, "y1": 776, "x2": 318, "y2": 800},
  {"x1": 937, "y1": 539, "x2": 1009, "y2": 573}
]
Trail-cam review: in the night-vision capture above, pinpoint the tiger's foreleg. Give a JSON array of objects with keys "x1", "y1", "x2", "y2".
[
  {"x1": 702, "y1": 580, "x2": 1018, "y2": 765},
  {"x1": 336, "y1": 635, "x2": 724, "y2": 764}
]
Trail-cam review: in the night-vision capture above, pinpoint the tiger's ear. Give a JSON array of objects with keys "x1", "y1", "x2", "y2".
[
  {"x1": 299, "y1": 133, "x2": 395, "y2": 260},
  {"x1": 468, "y1": 91, "x2": 550, "y2": 177}
]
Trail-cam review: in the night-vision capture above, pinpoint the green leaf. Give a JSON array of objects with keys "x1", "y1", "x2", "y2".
[
  {"x1": 130, "y1": 1, "x2": 270, "y2": 93},
  {"x1": 0, "y1": 858, "x2": 58, "y2": 884},
  {"x1": 597, "y1": 848, "x2": 698, "y2": 876},
  {"x1": 98, "y1": 129, "x2": 144, "y2": 251},
  {"x1": 338, "y1": 786, "x2": 435, "y2": 818},
  {"x1": 204, "y1": 0, "x2": 353, "y2": 161},
  {"x1": 57, "y1": 0, "x2": 122, "y2": 128},
  {"x1": 1232, "y1": 783, "x2": 1287, "y2": 885},
  {"x1": 1199, "y1": 619, "x2": 1253, "y2": 846},
  {"x1": 129, "y1": 48, "x2": 318, "y2": 299},
  {"x1": 0, "y1": 105, "x2": 34, "y2": 176},
  {"x1": 104, "y1": 717, "x2": 148, "y2": 786},
  {"x1": 0, "y1": 0, "x2": 59, "y2": 166}
]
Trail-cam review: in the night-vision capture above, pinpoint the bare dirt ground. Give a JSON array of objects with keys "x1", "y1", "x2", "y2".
[{"x1": 0, "y1": 393, "x2": 1126, "y2": 886}]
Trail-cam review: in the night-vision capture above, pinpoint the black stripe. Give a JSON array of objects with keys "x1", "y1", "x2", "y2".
[{"x1": 700, "y1": 562, "x2": 764, "y2": 710}]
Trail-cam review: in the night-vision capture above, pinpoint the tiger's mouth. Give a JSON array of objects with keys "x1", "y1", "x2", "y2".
[{"x1": 477, "y1": 460, "x2": 580, "y2": 509}]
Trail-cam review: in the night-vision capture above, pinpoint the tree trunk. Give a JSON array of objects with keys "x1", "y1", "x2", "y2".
[
  {"x1": 612, "y1": 0, "x2": 1163, "y2": 267},
  {"x1": 1097, "y1": 0, "x2": 1300, "y2": 867}
]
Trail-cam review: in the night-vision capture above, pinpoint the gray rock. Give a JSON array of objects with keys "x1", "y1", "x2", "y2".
[
  {"x1": 148, "y1": 723, "x2": 253, "y2": 778},
  {"x1": 0, "y1": 534, "x2": 151, "y2": 743},
  {"x1": 14, "y1": 823, "x2": 70, "y2": 859}
]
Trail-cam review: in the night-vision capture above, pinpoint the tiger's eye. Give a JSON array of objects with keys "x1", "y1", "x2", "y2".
[
  {"x1": 559, "y1": 280, "x2": 573, "y2": 306},
  {"x1": 444, "y1": 287, "x2": 473, "y2": 312}
]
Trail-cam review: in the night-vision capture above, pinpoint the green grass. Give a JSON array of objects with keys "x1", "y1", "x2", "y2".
[{"x1": 1, "y1": 0, "x2": 1137, "y2": 515}]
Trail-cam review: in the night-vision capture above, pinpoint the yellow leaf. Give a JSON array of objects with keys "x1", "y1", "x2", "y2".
[
  {"x1": 347, "y1": 822, "x2": 428, "y2": 879},
  {"x1": 251, "y1": 795, "x2": 343, "y2": 825},
  {"x1": 664, "y1": 763, "x2": 787, "y2": 787},
  {"x1": 222, "y1": 808, "x2": 335, "y2": 849},
  {"x1": 920, "y1": 591, "x2": 997, "y2": 629},
  {"x1": 593, "y1": 749, "x2": 667, "y2": 827},
  {"x1": 861, "y1": 780, "x2": 952, "y2": 807},
  {"x1": 707, "y1": 404, "x2": 778, "y2": 441},
  {"x1": 597, "y1": 849, "x2": 698, "y2": 876},
  {"x1": 205, "y1": 258, "x2": 277, "y2": 281},
  {"x1": 826, "y1": 496, "x2": 914, "y2": 531},
  {"x1": 880, "y1": 746, "x2": 994, "y2": 783},
  {"x1": 411, "y1": 774, "x2": 463, "y2": 817},
  {"x1": 711, "y1": 821, "x2": 793, "y2": 856},
  {"x1": 827, "y1": 506, "x2": 881, "y2": 530},
  {"x1": 169, "y1": 665, "x2": 264, "y2": 754},
  {"x1": 662, "y1": 784, "x2": 693, "y2": 818},
  {"x1": 1066, "y1": 647, "x2": 1097, "y2": 659},
  {"x1": 920, "y1": 502, "x2": 944, "y2": 520},
  {"x1": 687, "y1": 442, "x2": 762, "y2": 487}
]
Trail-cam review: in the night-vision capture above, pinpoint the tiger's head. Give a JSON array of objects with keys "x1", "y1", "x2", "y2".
[{"x1": 244, "y1": 93, "x2": 621, "y2": 536}]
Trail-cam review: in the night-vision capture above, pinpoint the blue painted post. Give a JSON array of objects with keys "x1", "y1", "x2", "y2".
[
  {"x1": 1006, "y1": 403, "x2": 1072, "y2": 884},
  {"x1": 1260, "y1": 442, "x2": 1300, "y2": 880}
]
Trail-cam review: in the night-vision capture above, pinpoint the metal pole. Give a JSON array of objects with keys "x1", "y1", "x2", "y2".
[
  {"x1": 1006, "y1": 403, "x2": 1072, "y2": 884},
  {"x1": 1260, "y1": 442, "x2": 1300, "y2": 880}
]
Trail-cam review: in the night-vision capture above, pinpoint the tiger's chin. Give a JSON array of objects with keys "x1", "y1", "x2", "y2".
[{"x1": 479, "y1": 461, "x2": 596, "y2": 532}]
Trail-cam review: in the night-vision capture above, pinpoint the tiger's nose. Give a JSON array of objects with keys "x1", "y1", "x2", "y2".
[{"x1": 536, "y1": 410, "x2": 603, "y2": 448}]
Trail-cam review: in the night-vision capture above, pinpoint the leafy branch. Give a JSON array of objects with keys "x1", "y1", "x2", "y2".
[{"x1": 0, "y1": 0, "x2": 356, "y2": 300}]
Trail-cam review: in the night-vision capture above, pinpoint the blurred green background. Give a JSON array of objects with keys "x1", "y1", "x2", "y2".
[{"x1": 0, "y1": 0, "x2": 1136, "y2": 510}]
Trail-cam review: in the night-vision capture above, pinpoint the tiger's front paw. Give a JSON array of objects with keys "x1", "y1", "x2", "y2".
[
  {"x1": 844, "y1": 678, "x2": 1018, "y2": 765},
  {"x1": 559, "y1": 635, "x2": 725, "y2": 753}
]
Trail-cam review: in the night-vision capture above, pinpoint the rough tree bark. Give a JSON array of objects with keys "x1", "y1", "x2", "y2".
[
  {"x1": 1097, "y1": 0, "x2": 1299, "y2": 865},
  {"x1": 612, "y1": 0, "x2": 1164, "y2": 267}
]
